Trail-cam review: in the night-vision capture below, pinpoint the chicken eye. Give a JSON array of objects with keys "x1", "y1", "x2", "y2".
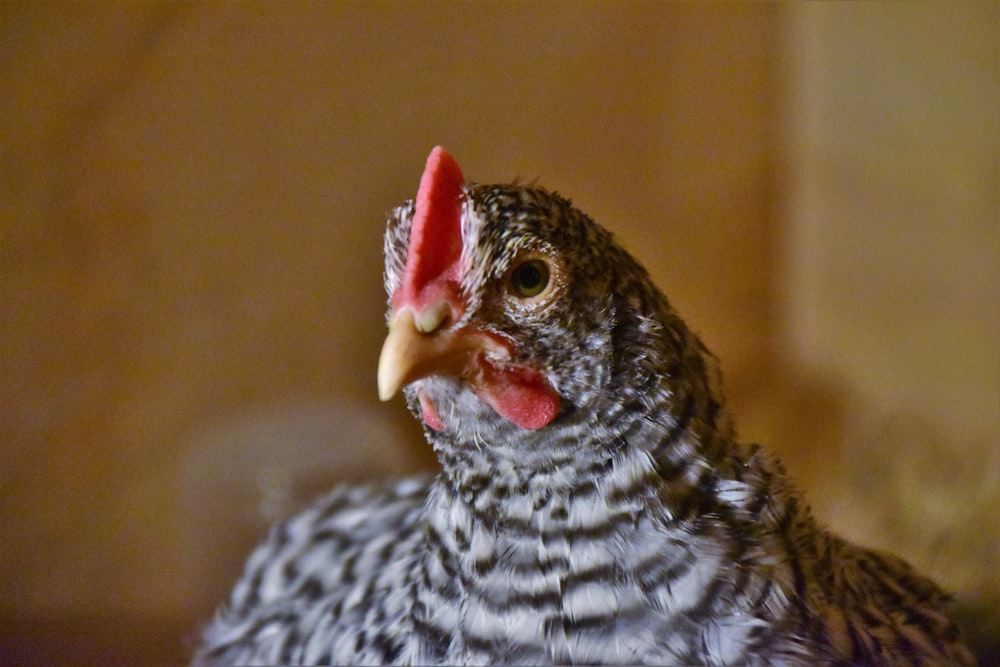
[{"x1": 509, "y1": 259, "x2": 550, "y2": 298}]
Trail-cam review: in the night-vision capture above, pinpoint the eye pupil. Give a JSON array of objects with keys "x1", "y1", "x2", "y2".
[{"x1": 511, "y1": 259, "x2": 550, "y2": 298}]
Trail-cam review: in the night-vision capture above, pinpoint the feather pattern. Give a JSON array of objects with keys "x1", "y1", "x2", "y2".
[{"x1": 193, "y1": 149, "x2": 974, "y2": 666}]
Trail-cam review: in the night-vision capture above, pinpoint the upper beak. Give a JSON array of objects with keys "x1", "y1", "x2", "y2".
[{"x1": 377, "y1": 305, "x2": 508, "y2": 401}]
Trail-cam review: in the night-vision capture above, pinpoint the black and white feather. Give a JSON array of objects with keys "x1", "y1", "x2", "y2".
[{"x1": 193, "y1": 173, "x2": 974, "y2": 666}]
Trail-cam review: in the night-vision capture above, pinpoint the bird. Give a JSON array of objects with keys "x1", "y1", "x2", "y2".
[{"x1": 192, "y1": 146, "x2": 974, "y2": 666}]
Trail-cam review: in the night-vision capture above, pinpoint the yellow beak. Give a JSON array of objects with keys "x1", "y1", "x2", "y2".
[{"x1": 377, "y1": 306, "x2": 508, "y2": 401}]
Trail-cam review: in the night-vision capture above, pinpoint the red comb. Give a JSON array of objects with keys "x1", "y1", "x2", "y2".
[{"x1": 393, "y1": 146, "x2": 465, "y2": 312}]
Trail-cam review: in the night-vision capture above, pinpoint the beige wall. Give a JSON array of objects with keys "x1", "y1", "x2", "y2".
[
  {"x1": 1, "y1": 3, "x2": 995, "y2": 664},
  {"x1": 775, "y1": 2, "x2": 998, "y2": 595}
]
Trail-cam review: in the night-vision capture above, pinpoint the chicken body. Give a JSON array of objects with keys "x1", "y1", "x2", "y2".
[{"x1": 193, "y1": 148, "x2": 973, "y2": 666}]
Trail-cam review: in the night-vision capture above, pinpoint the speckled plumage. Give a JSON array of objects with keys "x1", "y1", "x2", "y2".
[{"x1": 193, "y1": 152, "x2": 974, "y2": 666}]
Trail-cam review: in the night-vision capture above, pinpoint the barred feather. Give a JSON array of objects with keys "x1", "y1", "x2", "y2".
[{"x1": 193, "y1": 157, "x2": 974, "y2": 666}]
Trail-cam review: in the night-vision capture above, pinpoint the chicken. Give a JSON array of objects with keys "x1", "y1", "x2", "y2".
[{"x1": 192, "y1": 146, "x2": 974, "y2": 665}]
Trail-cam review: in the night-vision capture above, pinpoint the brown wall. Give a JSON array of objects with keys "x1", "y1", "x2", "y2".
[
  {"x1": 1, "y1": 3, "x2": 995, "y2": 665},
  {"x1": 776, "y1": 2, "x2": 998, "y2": 601}
]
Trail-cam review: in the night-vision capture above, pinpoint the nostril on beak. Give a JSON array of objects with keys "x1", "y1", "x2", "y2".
[{"x1": 415, "y1": 300, "x2": 451, "y2": 334}]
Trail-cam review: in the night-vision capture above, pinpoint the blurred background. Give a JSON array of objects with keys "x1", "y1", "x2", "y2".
[{"x1": 2, "y1": 3, "x2": 996, "y2": 665}]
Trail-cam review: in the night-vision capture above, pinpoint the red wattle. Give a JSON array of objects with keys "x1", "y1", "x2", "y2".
[
  {"x1": 393, "y1": 146, "x2": 465, "y2": 313},
  {"x1": 474, "y1": 361, "x2": 560, "y2": 430}
]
